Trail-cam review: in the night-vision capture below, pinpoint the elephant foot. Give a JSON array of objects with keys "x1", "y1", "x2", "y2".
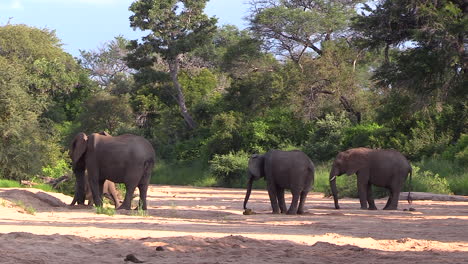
[
  {"x1": 297, "y1": 210, "x2": 305, "y2": 215},
  {"x1": 117, "y1": 204, "x2": 132, "y2": 210},
  {"x1": 286, "y1": 210, "x2": 297, "y2": 215},
  {"x1": 360, "y1": 206, "x2": 368, "y2": 210},
  {"x1": 368, "y1": 206, "x2": 378, "y2": 210},
  {"x1": 383, "y1": 207, "x2": 398, "y2": 210}
]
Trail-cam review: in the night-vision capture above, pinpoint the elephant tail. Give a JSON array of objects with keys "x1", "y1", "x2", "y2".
[
  {"x1": 143, "y1": 158, "x2": 155, "y2": 179},
  {"x1": 407, "y1": 166, "x2": 413, "y2": 204}
]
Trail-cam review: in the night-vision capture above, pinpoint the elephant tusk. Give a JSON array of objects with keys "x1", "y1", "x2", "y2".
[{"x1": 329, "y1": 176, "x2": 336, "y2": 182}]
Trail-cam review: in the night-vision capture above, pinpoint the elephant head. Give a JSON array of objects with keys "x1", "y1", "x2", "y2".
[
  {"x1": 69, "y1": 131, "x2": 111, "y2": 206},
  {"x1": 69, "y1": 132, "x2": 89, "y2": 205},
  {"x1": 329, "y1": 148, "x2": 368, "y2": 209},
  {"x1": 243, "y1": 154, "x2": 265, "y2": 209}
]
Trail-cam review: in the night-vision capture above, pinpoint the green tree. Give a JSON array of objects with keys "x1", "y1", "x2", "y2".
[
  {"x1": 0, "y1": 25, "x2": 89, "y2": 180},
  {"x1": 127, "y1": 0, "x2": 218, "y2": 129},
  {"x1": 79, "y1": 36, "x2": 134, "y2": 94},
  {"x1": 78, "y1": 92, "x2": 135, "y2": 135},
  {"x1": 249, "y1": 0, "x2": 364, "y2": 64},
  {"x1": 353, "y1": 0, "x2": 468, "y2": 141}
]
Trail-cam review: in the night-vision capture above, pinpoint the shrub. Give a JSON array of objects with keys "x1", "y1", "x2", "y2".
[
  {"x1": 151, "y1": 159, "x2": 210, "y2": 186},
  {"x1": 304, "y1": 112, "x2": 351, "y2": 161},
  {"x1": 442, "y1": 134, "x2": 468, "y2": 165},
  {"x1": 209, "y1": 151, "x2": 250, "y2": 188},
  {"x1": 343, "y1": 123, "x2": 388, "y2": 148},
  {"x1": 95, "y1": 206, "x2": 115, "y2": 216},
  {"x1": 41, "y1": 159, "x2": 71, "y2": 179},
  {"x1": 408, "y1": 166, "x2": 452, "y2": 194}
]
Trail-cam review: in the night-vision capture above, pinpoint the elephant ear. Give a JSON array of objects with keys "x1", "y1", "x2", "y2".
[
  {"x1": 98, "y1": 131, "x2": 111, "y2": 136},
  {"x1": 70, "y1": 133, "x2": 88, "y2": 169},
  {"x1": 343, "y1": 148, "x2": 369, "y2": 175},
  {"x1": 248, "y1": 154, "x2": 265, "y2": 180}
]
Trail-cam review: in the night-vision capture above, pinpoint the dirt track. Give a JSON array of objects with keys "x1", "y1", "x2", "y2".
[{"x1": 0, "y1": 186, "x2": 467, "y2": 263}]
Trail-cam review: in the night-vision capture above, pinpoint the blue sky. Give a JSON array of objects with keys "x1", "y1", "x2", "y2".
[{"x1": 0, "y1": 0, "x2": 250, "y2": 57}]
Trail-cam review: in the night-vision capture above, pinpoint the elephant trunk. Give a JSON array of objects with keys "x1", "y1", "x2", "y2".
[
  {"x1": 330, "y1": 170, "x2": 340, "y2": 209},
  {"x1": 243, "y1": 176, "x2": 254, "y2": 210},
  {"x1": 72, "y1": 169, "x2": 86, "y2": 205}
]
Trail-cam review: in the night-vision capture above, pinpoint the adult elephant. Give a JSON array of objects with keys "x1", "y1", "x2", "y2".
[
  {"x1": 243, "y1": 150, "x2": 315, "y2": 215},
  {"x1": 70, "y1": 132, "x2": 155, "y2": 210},
  {"x1": 329, "y1": 147, "x2": 412, "y2": 210},
  {"x1": 70, "y1": 171, "x2": 120, "y2": 208}
]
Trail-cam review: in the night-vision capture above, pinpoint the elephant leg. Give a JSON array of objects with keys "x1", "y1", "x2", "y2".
[
  {"x1": 137, "y1": 183, "x2": 148, "y2": 210},
  {"x1": 297, "y1": 191, "x2": 308, "y2": 214},
  {"x1": 88, "y1": 174, "x2": 103, "y2": 207},
  {"x1": 267, "y1": 183, "x2": 280, "y2": 214},
  {"x1": 357, "y1": 172, "x2": 369, "y2": 210},
  {"x1": 277, "y1": 187, "x2": 287, "y2": 214},
  {"x1": 287, "y1": 190, "x2": 300, "y2": 215},
  {"x1": 383, "y1": 188, "x2": 400, "y2": 210},
  {"x1": 118, "y1": 183, "x2": 137, "y2": 210},
  {"x1": 367, "y1": 184, "x2": 377, "y2": 210},
  {"x1": 357, "y1": 182, "x2": 368, "y2": 210}
]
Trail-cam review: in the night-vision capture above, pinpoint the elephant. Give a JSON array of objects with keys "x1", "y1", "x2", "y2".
[
  {"x1": 70, "y1": 171, "x2": 121, "y2": 208},
  {"x1": 329, "y1": 147, "x2": 412, "y2": 210},
  {"x1": 70, "y1": 132, "x2": 155, "y2": 210},
  {"x1": 243, "y1": 150, "x2": 315, "y2": 215}
]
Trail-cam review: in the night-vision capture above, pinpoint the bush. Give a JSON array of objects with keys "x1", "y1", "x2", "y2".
[
  {"x1": 151, "y1": 159, "x2": 211, "y2": 186},
  {"x1": 209, "y1": 151, "x2": 250, "y2": 188},
  {"x1": 442, "y1": 134, "x2": 468, "y2": 165},
  {"x1": 304, "y1": 112, "x2": 351, "y2": 161},
  {"x1": 416, "y1": 157, "x2": 468, "y2": 195},
  {"x1": 343, "y1": 123, "x2": 388, "y2": 148},
  {"x1": 408, "y1": 166, "x2": 452, "y2": 194},
  {"x1": 41, "y1": 159, "x2": 71, "y2": 179}
]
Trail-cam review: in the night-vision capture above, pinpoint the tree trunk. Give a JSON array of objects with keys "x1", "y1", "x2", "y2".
[{"x1": 168, "y1": 56, "x2": 197, "y2": 130}]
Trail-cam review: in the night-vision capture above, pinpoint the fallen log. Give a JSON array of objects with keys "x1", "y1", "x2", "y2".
[{"x1": 400, "y1": 192, "x2": 468, "y2": 201}]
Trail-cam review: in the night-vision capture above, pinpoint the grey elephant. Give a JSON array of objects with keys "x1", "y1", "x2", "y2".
[
  {"x1": 70, "y1": 171, "x2": 120, "y2": 208},
  {"x1": 329, "y1": 147, "x2": 412, "y2": 210},
  {"x1": 70, "y1": 132, "x2": 155, "y2": 210},
  {"x1": 243, "y1": 150, "x2": 315, "y2": 215}
]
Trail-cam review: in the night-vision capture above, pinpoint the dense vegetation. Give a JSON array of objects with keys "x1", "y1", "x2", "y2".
[{"x1": 0, "y1": 0, "x2": 466, "y2": 197}]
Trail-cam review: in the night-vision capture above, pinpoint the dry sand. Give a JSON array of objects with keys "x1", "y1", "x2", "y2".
[{"x1": 0, "y1": 185, "x2": 467, "y2": 263}]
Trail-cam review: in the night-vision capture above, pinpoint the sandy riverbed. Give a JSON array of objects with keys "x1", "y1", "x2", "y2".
[{"x1": 0, "y1": 186, "x2": 467, "y2": 263}]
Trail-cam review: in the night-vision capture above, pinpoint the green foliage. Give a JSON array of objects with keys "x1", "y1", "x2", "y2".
[
  {"x1": 343, "y1": 123, "x2": 387, "y2": 148},
  {"x1": 416, "y1": 156, "x2": 468, "y2": 195},
  {"x1": 178, "y1": 69, "x2": 218, "y2": 107},
  {"x1": 151, "y1": 159, "x2": 212, "y2": 186},
  {"x1": 0, "y1": 25, "x2": 92, "y2": 181},
  {"x1": 410, "y1": 166, "x2": 452, "y2": 195},
  {"x1": 304, "y1": 113, "x2": 351, "y2": 161},
  {"x1": 204, "y1": 111, "x2": 244, "y2": 158},
  {"x1": 42, "y1": 159, "x2": 71, "y2": 179},
  {"x1": 95, "y1": 206, "x2": 115, "y2": 216},
  {"x1": 14, "y1": 200, "x2": 36, "y2": 215},
  {"x1": 209, "y1": 151, "x2": 250, "y2": 188},
  {"x1": 442, "y1": 134, "x2": 468, "y2": 165},
  {"x1": 77, "y1": 92, "x2": 135, "y2": 135},
  {"x1": 0, "y1": 180, "x2": 21, "y2": 188}
]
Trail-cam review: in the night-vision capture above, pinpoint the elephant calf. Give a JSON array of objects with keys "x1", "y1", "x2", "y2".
[
  {"x1": 329, "y1": 147, "x2": 412, "y2": 210},
  {"x1": 70, "y1": 172, "x2": 120, "y2": 208},
  {"x1": 243, "y1": 150, "x2": 315, "y2": 215}
]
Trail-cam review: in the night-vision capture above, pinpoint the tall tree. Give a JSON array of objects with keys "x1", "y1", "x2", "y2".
[
  {"x1": 79, "y1": 36, "x2": 133, "y2": 91},
  {"x1": 249, "y1": 0, "x2": 364, "y2": 64},
  {"x1": 0, "y1": 25, "x2": 90, "y2": 180},
  {"x1": 127, "y1": 0, "x2": 218, "y2": 129},
  {"x1": 352, "y1": 0, "x2": 467, "y2": 140}
]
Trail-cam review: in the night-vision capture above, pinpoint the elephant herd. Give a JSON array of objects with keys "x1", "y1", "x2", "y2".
[{"x1": 69, "y1": 132, "x2": 412, "y2": 214}]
